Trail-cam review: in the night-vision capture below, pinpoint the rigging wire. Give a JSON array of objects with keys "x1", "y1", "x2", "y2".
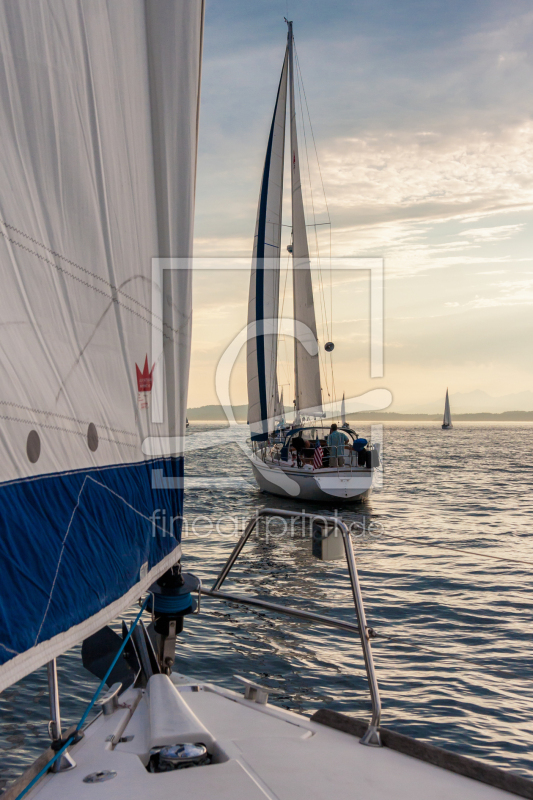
[
  {"x1": 14, "y1": 597, "x2": 150, "y2": 800},
  {"x1": 356, "y1": 531, "x2": 533, "y2": 567}
]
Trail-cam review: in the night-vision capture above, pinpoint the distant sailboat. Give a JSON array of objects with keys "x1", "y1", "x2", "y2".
[
  {"x1": 341, "y1": 393, "x2": 349, "y2": 428},
  {"x1": 442, "y1": 389, "x2": 453, "y2": 429}
]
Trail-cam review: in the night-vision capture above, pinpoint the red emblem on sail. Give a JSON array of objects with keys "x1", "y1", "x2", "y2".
[{"x1": 136, "y1": 356, "x2": 154, "y2": 392}]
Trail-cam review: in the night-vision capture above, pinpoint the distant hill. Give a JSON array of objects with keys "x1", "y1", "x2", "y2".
[
  {"x1": 187, "y1": 404, "x2": 248, "y2": 421},
  {"x1": 399, "y1": 390, "x2": 533, "y2": 415},
  {"x1": 187, "y1": 404, "x2": 533, "y2": 423},
  {"x1": 346, "y1": 411, "x2": 533, "y2": 422}
]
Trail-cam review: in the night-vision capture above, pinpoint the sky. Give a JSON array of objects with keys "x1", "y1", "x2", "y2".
[{"x1": 190, "y1": 0, "x2": 533, "y2": 413}]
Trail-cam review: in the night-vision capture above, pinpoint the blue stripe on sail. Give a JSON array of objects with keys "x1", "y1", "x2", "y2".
[
  {"x1": 0, "y1": 457, "x2": 183, "y2": 666},
  {"x1": 252, "y1": 53, "x2": 287, "y2": 443}
]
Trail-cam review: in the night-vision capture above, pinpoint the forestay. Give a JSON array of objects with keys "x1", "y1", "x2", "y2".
[{"x1": 0, "y1": 0, "x2": 204, "y2": 691}]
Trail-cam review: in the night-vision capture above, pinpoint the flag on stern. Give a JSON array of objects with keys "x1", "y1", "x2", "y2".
[{"x1": 313, "y1": 437, "x2": 323, "y2": 469}]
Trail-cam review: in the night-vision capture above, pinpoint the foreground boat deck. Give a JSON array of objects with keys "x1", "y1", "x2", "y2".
[{"x1": 21, "y1": 673, "x2": 522, "y2": 800}]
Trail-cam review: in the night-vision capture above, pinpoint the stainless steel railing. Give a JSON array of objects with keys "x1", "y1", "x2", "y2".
[{"x1": 201, "y1": 508, "x2": 382, "y2": 747}]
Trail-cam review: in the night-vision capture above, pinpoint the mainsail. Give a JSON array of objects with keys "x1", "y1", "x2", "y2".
[
  {"x1": 247, "y1": 24, "x2": 323, "y2": 439},
  {"x1": 288, "y1": 24, "x2": 323, "y2": 418},
  {"x1": 247, "y1": 50, "x2": 288, "y2": 441},
  {"x1": 0, "y1": 0, "x2": 204, "y2": 691},
  {"x1": 443, "y1": 388, "x2": 452, "y2": 428}
]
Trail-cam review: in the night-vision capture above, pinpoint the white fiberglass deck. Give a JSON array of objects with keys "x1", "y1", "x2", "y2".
[{"x1": 26, "y1": 673, "x2": 516, "y2": 800}]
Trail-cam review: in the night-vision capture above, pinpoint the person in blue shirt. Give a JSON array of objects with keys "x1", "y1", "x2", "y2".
[{"x1": 326, "y1": 423, "x2": 349, "y2": 467}]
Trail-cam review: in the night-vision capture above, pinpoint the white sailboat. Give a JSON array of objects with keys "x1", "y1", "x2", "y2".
[
  {"x1": 341, "y1": 393, "x2": 350, "y2": 429},
  {"x1": 247, "y1": 23, "x2": 378, "y2": 502},
  {"x1": 442, "y1": 388, "x2": 453, "y2": 429},
  {"x1": 2, "y1": 8, "x2": 529, "y2": 800}
]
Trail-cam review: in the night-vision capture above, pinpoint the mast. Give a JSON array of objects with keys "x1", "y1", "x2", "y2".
[
  {"x1": 287, "y1": 21, "x2": 323, "y2": 420},
  {"x1": 288, "y1": 22, "x2": 299, "y2": 415}
]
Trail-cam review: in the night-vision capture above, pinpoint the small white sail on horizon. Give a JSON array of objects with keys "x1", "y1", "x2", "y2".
[{"x1": 442, "y1": 388, "x2": 453, "y2": 429}]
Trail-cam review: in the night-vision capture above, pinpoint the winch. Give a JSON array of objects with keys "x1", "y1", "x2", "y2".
[
  {"x1": 148, "y1": 742, "x2": 210, "y2": 773},
  {"x1": 147, "y1": 565, "x2": 200, "y2": 674}
]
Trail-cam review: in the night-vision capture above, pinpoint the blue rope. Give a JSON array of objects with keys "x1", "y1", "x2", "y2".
[
  {"x1": 78, "y1": 595, "x2": 149, "y2": 728},
  {"x1": 150, "y1": 592, "x2": 192, "y2": 614},
  {"x1": 15, "y1": 595, "x2": 149, "y2": 800}
]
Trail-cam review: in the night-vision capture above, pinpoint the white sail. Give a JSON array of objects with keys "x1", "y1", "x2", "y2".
[
  {"x1": 0, "y1": 0, "x2": 204, "y2": 692},
  {"x1": 443, "y1": 388, "x2": 452, "y2": 428},
  {"x1": 247, "y1": 49, "x2": 288, "y2": 440},
  {"x1": 288, "y1": 24, "x2": 323, "y2": 418}
]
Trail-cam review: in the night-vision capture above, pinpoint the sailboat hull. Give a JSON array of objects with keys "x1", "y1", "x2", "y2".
[
  {"x1": 250, "y1": 454, "x2": 372, "y2": 503},
  {"x1": 442, "y1": 424, "x2": 453, "y2": 429}
]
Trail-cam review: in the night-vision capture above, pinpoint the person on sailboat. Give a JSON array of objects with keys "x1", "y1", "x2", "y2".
[
  {"x1": 291, "y1": 432, "x2": 306, "y2": 467},
  {"x1": 327, "y1": 423, "x2": 349, "y2": 467}
]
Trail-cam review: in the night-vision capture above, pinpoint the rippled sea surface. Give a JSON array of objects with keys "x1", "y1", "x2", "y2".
[{"x1": 1, "y1": 422, "x2": 532, "y2": 792}]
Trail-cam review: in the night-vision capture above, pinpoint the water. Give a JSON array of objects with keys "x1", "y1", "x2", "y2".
[{"x1": 1, "y1": 422, "x2": 532, "y2": 792}]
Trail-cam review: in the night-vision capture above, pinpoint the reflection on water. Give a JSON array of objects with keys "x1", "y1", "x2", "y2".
[{"x1": 1, "y1": 422, "x2": 532, "y2": 791}]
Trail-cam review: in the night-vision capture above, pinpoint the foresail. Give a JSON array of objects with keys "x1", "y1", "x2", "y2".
[
  {"x1": 288, "y1": 27, "x2": 323, "y2": 417},
  {"x1": 247, "y1": 49, "x2": 288, "y2": 440},
  {"x1": 0, "y1": 0, "x2": 204, "y2": 691}
]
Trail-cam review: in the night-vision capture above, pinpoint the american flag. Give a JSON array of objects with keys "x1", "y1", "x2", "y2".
[{"x1": 313, "y1": 437, "x2": 323, "y2": 469}]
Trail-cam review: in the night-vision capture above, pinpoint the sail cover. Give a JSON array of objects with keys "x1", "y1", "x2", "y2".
[
  {"x1": 247, "y1": 50, "x2": 288, "y2": 441},
  {"x1": 288, "y1": 27, "x2": 323, "y2": 417},
  {"x1": 0, "y1": 0, "x2": 204, "y2": 691}
]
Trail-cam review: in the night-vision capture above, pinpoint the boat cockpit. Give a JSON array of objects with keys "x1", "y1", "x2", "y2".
[{"x1": 253, "y1": 425, "x2": 379, "y2": 472}]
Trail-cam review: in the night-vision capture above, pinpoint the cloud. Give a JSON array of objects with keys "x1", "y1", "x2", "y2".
[
  {"x1": 188, "y1": 1, "x2": 533, "y2": 406},
  {"x1": 319, "y1": 124, "x2": 533, "y2": 229},
  {"x1": 450, "y1": 278, "x2": 533, "y2": 309},
  {"x1": 459, "y1": 224, "x2": 526, "y2": 241}
]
